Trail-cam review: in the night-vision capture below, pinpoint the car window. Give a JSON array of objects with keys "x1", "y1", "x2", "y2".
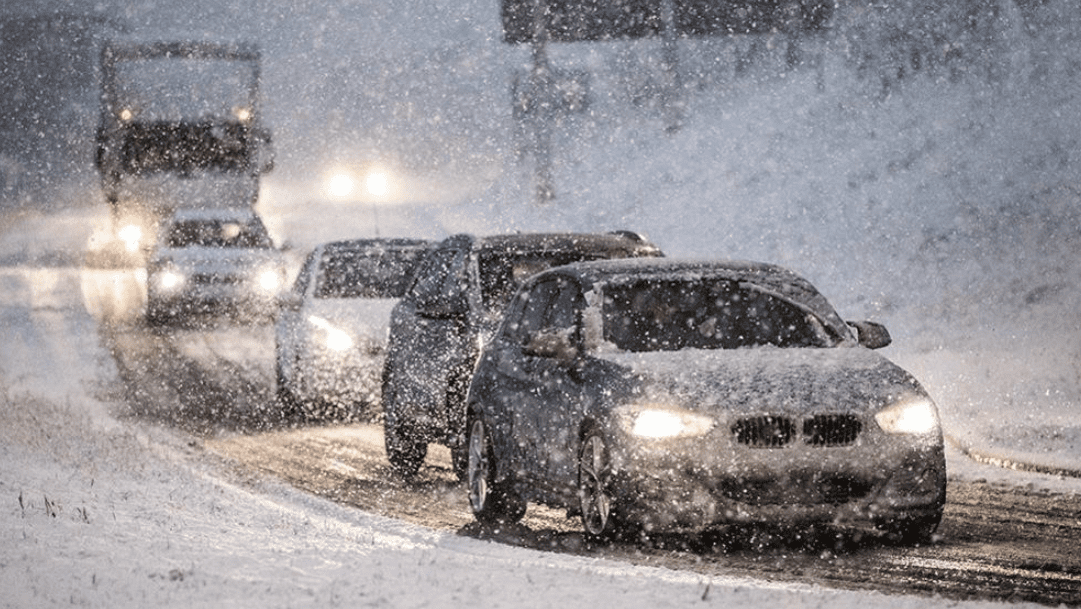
[
  {"x1": 506, "y1": 279, "x2": 561, "y2": 345},
  {"x1": 315, "y1": 248, "x2": 425, "y2": 299},
  {"x1": 410, "y1": 247, "x2": 467, "y2": 305},
  {"x1": 601, "y1": 278, "x2": 834, "y2": 352},
  {"x1": 164, "y1": 217, "x2": 272, "y2": 249},
  {"x1": 502, "y1": 277, "x2": 582, "y2": 347},
  {"x1": 478, "y1": 250, "x2": 609, "y2": 311}
]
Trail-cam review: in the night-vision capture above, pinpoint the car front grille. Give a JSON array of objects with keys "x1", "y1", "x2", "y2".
[
  {"x1": 731, "y1": 416, "x2": 795, "y2": 448},
  {"x1": 191, "y1": 273, "x2": 243, "y2": 286},
  {"x1": 732, "y1": 414, "x2": 862, "y2": 448}
]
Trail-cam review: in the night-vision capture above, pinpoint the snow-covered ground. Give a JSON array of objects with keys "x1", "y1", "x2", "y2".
[{"x1": 4, "y1": 0, "x2": 1081, "y2": 606}]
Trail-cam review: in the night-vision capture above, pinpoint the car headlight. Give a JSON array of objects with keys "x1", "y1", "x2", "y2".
[
  {"x1": 307, "y1": 315, "x2": 354, "y2": 352},
  {"x1": 257, "y1": 268, "x2": 284, "y2": 293},
  {"x1": 875, "y1": 396, "x2": 940, "y2": 435},
  {"x1": 152, "y1": 267, "x2": 185, "y2": 290},
  {"x1": 618, "y1": 405, "x2": 715, "y2": 439},
  {"x1": 118, "y1": 224, "x2": 143, "y2": 252}
]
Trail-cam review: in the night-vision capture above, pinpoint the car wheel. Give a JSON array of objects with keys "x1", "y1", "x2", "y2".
[
  {"x1": 467, "y1": 417, "x2": 525, "y2": 525},
  {"x1": 876, "y1": 512, "x2": 942, "y2": 546},
  {"x1": 578, "y1": 431, "x2": 621, "y2": 541}
]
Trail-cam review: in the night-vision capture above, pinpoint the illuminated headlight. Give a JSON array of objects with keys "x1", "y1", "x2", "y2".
[
  {"x1": 257, "y1": 268, "x2": 284, "y2": 293},
  {"x1": 154, "y1": 269, "x2": 185, "y2": 290},
  {"x1": 308, "y1": 315, "x2": 354, "y2": 352},
  {"x1": 118, "y1": 224, "x2": 143, "y2": 252},
  {"x1": 875, "y1": 396, "x2": 940, "y2": 435},
  {"x1": 618, "y1": 405, "x2": 715, "y2": 439}
]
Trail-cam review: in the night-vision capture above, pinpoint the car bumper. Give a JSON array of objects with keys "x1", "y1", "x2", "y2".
[
  {"x1": 149, "y1": 285, "x2": 278, "y2": 318},
  {"x1": 297, "y1": 352, "x2": 385, "y2": 407},
  {"x1": 607, "y1": 431, "x2": 946, "y2": 534}
]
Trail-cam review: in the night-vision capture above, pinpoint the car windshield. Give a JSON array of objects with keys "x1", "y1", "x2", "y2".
[
  {"x1": 601, "y1": 278, "x2": 837, "y2": 352},
  {"x1": 164, "y1": 217, "x2": 272, "y2": 249},
  {"x1": 315, "y1": 248, "x2": 425, "y2": 298}
]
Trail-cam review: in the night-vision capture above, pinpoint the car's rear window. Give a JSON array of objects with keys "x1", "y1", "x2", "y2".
[
  {"x1": 315, "y1": 249, "x2": 425, "y2": 299},
  {"x1": 601, "y1": 278, "x2": 836, "y2": 352}
]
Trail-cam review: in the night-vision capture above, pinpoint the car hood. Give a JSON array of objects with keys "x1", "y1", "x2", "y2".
[
  {"x1": 595, "y1": 346, "x2": 926, "y2": 416},
  {"x1": 304, "y1": 297, "x2": 398, "y2": 340}
]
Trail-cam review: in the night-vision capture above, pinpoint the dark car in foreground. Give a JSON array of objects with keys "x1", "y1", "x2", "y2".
[
  {"x1": 464, "y1": 258, "x2": 946, "y2": 545},
  {"x1": 381, "y1": 231, "x2": 663, "y2": 477},
  {"x1": 275, "y1": 238, "x2": 433, "y2": 420}
]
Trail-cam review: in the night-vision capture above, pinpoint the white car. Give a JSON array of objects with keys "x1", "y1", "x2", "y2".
[
  {"x1": 145, "y1": 208, "x2": 285, "y2": 324},
  {"x1": 275, "y1": 238, "x2": 433, "y2": 421}
]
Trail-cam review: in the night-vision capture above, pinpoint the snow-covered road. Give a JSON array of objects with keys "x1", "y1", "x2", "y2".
[{"x1": 3, "y1": 208, "x2": 1081, "y2": 608}]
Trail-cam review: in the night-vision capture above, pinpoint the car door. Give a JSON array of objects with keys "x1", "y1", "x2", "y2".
[
  {"x1": 526, "y1": 278, "x2": 588, "y2": 489},
  {"x1": 393, "y1": 244, "x2": 471, "y2": 433},
  {"x1": 489, "y1": 278, "x2": 560, "y2": 481},
  {"x1": 498, "y1": 276, "x2": 585, "y2": 493}
]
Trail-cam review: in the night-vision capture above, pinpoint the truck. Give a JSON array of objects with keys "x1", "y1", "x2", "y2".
[{"x1": 95, "y1": 41, "x2": 274, "y2": 260}]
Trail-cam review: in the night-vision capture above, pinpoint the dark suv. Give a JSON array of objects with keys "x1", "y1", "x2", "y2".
[{"x1": 380, "y1": 231, "x2": 663, "y2": 477}]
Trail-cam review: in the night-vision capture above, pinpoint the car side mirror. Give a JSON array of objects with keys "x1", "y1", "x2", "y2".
[
  {"x1": 847, "y1": 320, "x2": 892, "y2": 349},
  {"x1": 523, "y1": 329, "x2": 579, "y2": 363}
]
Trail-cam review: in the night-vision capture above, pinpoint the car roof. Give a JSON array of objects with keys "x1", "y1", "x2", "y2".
[
  {"x1": 443, "y1": 231, "x2": 662, "y2": 256},
  {"x1": 533, "y1": 258, "x2": 851, "y2": 337},
  {"x1": 321, "y1": 237, "x2": 434, "y2": 254}
]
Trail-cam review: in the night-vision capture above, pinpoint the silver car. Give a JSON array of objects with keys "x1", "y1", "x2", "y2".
[
  {"x1": 465, "y1": 258, "x2": 946, "y2": 545},
  {"x1": 145, "y1": 208, "x2": 285, "y2": 324},
  {"x1": 275, "y1": 238, "x2": 433, "y2": 420}
]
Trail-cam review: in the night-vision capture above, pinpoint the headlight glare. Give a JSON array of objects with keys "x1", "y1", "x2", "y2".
[
  {"x1": 118, "y1": 224, "x2": 143, "y2": 252},
  {"x1": 308, "y1": 315, "x2": 354, "y2": 351},
  {"x1": 875, "y1": 396, "x2": 940, "y2": 435},
  {"x1": 621, "y1": 406, "x2": 714, "y2": 439},
  {"x1": 155, "y1": 268, "x2": 184, "y2": 290},
  {"x1": 257, "y1": 268, "x2": 283, "y2": 292}
]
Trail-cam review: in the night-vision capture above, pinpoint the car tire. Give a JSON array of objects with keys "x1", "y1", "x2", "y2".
[
  {"x1": 382, "y1": 361, "x2": 427, "y2": 477},
  {"x1": 467, "y1": 417, "x2": 525, "y2": 525},
  {"x1": 578, "y1": 431, "x2": 623, "y2": 542}
]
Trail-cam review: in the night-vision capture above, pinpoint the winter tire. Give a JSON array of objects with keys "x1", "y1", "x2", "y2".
[
  {"x1": 467, "y1": 417, "x2": 525, "y2": 525},
  {"x1": 578, "y1": 431, "x2": 619, "y2": 540}
]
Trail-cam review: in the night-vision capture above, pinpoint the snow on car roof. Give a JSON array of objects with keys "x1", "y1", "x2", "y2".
[{"x1": 447, "y1": 231, "x2": 662, "y2": 256}]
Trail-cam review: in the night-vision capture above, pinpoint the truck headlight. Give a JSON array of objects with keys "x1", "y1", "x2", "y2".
[{"x1": 875, "y1": 396, "x2": 940, "y2": 435}]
